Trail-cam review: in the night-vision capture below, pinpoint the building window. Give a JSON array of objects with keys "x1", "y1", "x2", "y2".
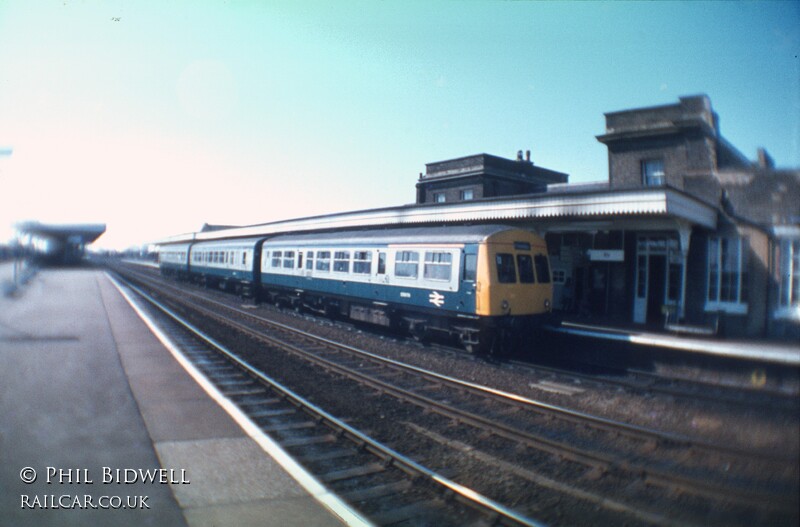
[
  {"x1": 551, "y1": 269, "x2": 566, "y2": 284},
  {"x1": 433, "y1": 192, "x2": 446, "y2": 203},
  {"x1": 706, "y1": 236, "x2": 748, "y2": 313},
  {"x1": 460, "y1": 189, "x2": 474, "y2": 201},
  {"x1": 642, "y1": 159, "x2": 665, "y2": 186},
  {"x1": 777, "y1": 239, "x2": 800, "y2": 318}
]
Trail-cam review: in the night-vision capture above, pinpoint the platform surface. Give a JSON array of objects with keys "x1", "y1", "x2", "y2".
[
  {"x1": 0, "y1": 264, "x2": 350, "y2": 526},
  {"x1": 553, "y1": 319, "x2": 800, "y2": 366}
]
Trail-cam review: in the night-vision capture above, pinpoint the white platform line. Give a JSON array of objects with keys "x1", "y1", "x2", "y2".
[
  {"x1": 107, "y1": 273, "x2": 373, "y2": 527},
  {"x1": 558, "y1": 322, "x2": 800, "y2": 366}
]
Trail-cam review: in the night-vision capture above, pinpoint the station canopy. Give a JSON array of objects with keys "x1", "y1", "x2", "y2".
[{"x1": 15, "y1": 221, "x2": 106, "y2": 264}]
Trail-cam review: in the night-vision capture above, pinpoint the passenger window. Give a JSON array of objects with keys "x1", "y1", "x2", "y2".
[
  {"x1": 353, "y1": 251, "x2": 372, "y2": 274},
  {"x1": 395, "y1": 251, "x2": 419, "y2": 278},
  {"x1": 271, "y1": 251, "x2": 282, "y2": 268},
  {"x1": 333, "y1": 251, "x2": 350, "y2": 273},
  {"x1": 463, "y1": 253, "x2": 477, "y2": 281},
  {"x1": 517, "y1": 254, "x2": 535, "y2": 283},
  {"x1": 316, "y1": 251, "x2": 331, "y2": 272},
  {"x1": 306, "y1": 251, "x2": 314, "y2": 270},
  {"x1": 424, "y1": 251, "x2": 452, "y2": 281},
  {"x1": 283, "y1": 251, "x2": 295, "y2": 269},
  {"x1": 496, "y1": 253, "x2": 516, "y2": 283},
  {"x1": 534, "y1": 254, "x2": 551, "y2": 283}
]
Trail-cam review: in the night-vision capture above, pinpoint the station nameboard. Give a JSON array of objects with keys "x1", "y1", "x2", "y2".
[{"x1": 587, "y1": 249, "x2": 624, "y2": 262}]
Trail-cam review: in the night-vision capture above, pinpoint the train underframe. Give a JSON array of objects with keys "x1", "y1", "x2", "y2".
[{"x1": 258, "y1": 283, "x2": 545, "y2": 357}]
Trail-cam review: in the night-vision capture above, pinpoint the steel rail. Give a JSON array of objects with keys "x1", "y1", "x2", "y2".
[
  {"x1": 119, "y1": 274, "x2": 546, "y2": 527},
  {"x1": 116, "y1": 265, "x2": 799, "y2": 512},
  {"x1": 130, "y1": 264, "x2": 794, "y2": 463},
  {"x1": 201, "y1": 300, "x2": 796, "y2": 511}
]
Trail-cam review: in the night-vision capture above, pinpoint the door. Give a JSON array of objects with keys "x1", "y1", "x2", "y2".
[
  {"x1": 633, "y1": 254, "x2": 647, "y2": 323},
  {"x1": 646, "y1": 255, "x2": 667, "y2": 325}
]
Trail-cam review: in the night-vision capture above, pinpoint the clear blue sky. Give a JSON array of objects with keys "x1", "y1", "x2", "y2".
[{"x1": 1, "y1": 1, "x2": 798, "y2": 250}]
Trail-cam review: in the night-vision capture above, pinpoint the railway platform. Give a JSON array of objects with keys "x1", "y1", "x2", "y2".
[
  {"x1": 0, "y1": 263, "x2": 360, "y2": 527},
  {"x1": 551, "y1": 317, "x2": 800, "y2": 367}
]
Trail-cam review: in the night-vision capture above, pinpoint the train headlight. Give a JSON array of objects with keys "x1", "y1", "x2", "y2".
[
  {"x1": 501, "y1": 299, "x2": 510, "y2": 313},
  {"x1": 544, "y1": 299, "x2": 551, "y2": 312}
]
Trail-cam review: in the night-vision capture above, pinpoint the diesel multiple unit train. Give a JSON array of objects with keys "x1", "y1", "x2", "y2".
[{"x1": 157, "y1": 225, "x2": 553, "y2": 355}]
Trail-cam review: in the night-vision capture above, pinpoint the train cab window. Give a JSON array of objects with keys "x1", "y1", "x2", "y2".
[
  {"x1": 334, "y1": 251, "x2": 350, "y2": 273},
  {"x1": 283, "y1": 251, "x2": 295, "y2": 269},
  {"x1": 517, "y1": 254, "x2": 535, "y2": 283},
  {"x1": 534, "y1": 254, "x2": 551, "y2": 283},
  {"x1": 353, "y1": 251, "x2": 372, "y2": 274},
  {"x1": 463, "y1": 253, "x2": 477, "y2": 281},
  {"x1": 306, "y1": 251, "x2": 314, "y2": 271},
  {"x1": 377, "y1": 252, "x2": 387, "y2": 275},
  {"x1": 395, "y1": 251, "x2": 419, "y2": 278},
  {"x1": 496, "y1": 253, "x2": 517, "y2": 283},
  {"x1": 424, "y1": 252, "x2": 452, "y2": 281},
  {"x1": 271, "y1": 251, "x2": 282, "y2": 268},
  {"x1": 316, "y1": 251, "x2": 331, "y2": 272}
]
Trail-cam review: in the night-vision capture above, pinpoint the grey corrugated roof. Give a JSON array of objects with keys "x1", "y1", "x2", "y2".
[{"x1": 263, "y1": 224, "x2": 525, "y2": 247}]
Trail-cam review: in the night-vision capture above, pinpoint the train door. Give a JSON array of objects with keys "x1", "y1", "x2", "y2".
[
  {"x1": 374, "y1": 251, "x2": 387, "y2": 302},
  {"x1": 377, "y1": 251, "x2": 387, "y2": 277}
]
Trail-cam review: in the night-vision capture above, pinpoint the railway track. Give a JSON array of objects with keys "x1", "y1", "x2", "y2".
[
  {"x1": 112, "y1": 263, "x2": 799, "y2": 526},
  {"x1": 112, "y1": 274, "x2": 543, "y2": 527}
]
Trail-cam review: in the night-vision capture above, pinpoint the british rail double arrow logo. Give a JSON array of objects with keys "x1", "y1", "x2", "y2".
[{"x1": 428, "y1": 291, "x2": 445, "y2": 307}]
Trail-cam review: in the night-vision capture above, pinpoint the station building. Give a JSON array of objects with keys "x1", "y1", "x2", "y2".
[
  {"x1": 415, "y1": 95, "x2": 799, "y2": 340},
  {"x1": 158, "y1": 95, "x2": 798, "y2": 341}
]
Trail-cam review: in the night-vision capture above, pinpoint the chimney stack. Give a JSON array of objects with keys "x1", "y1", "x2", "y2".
[{"x1": 756, "y1": 148, "x2": 774, "y2": 170}]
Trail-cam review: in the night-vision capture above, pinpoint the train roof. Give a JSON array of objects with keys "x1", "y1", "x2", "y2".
[
  {"x1": 262, "y1": 224, "x2": 536, "y2": 247},
  {"x1": 190, "y1": 237, "x2": 265, "y2": 249}
]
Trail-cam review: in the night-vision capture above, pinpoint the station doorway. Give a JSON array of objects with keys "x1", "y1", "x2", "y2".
[{"x1": 633, "y1": 236, "x2": 682, "y2": 325}]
